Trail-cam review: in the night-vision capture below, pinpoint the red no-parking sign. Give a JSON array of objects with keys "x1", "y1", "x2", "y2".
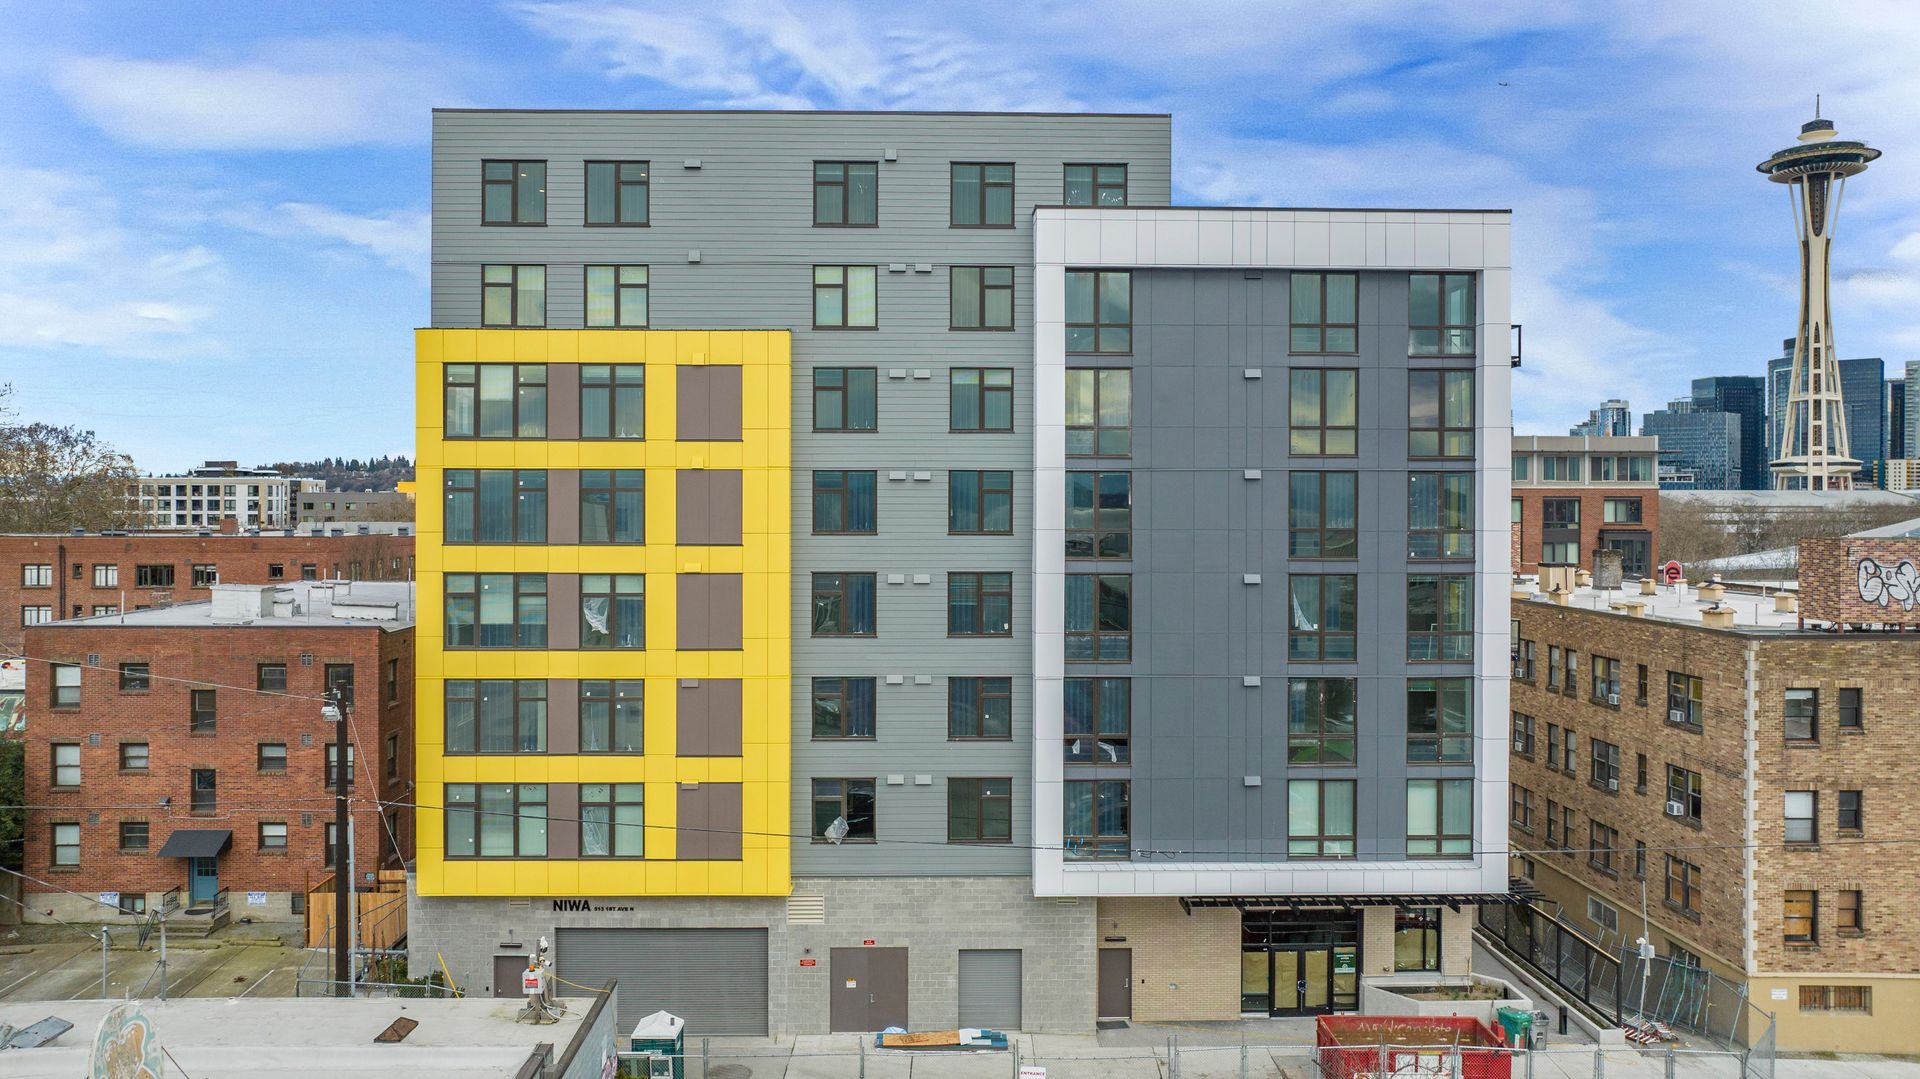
[{"x1": 1660, "y1": 560, "x2": 1683, "y2": 585}]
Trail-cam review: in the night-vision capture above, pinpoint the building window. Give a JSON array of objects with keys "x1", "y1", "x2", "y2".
[
  {"x1": 1289, "y1": 368, "x2": 1358, "y2": 456},
  {"x1": 950, "y1": 368, "x2": 1014, "y2": 432},
  {"x1": 1065, "y1": 573, "x2": 1128, "y2": 659},
  {"x1": 1407, "y1": 779, "x2": 1472, "y2": 857},
  {"x1": 190, "y1": 769, "x2": 216, "y2": 813},
  {"x1": 1063, "y1": 677, "x2": 1128, "y2": 762},
  {"x1": 949, "y1": 677, "x2": 1013, "y2": 740},
  {"x1": 92, "y1": 564, "x2": 118, "y2": 588},
  {"x1": 580, "y1": 783, "x2": 645, "y2": 857},
  {"x1": 1784, "y1": 688, "x2": 1818, "y2": 742},
  {"x1": 813, "y1": 161, "x2": 877, "y2": 226},
  {"x1": 118, "y1": 742, "x2": 149, "y2": 772},
  {"x1": 1634, "y1": 841, "x2": 1647, "y2": 880},
  {"x1": 443, "y1": 469, "x2": 547, "y2": 544},
  {"x1": 481, "y1": 265, "x2": 546, "y2": 327},
  {"x1": 1591, "y1": 656, "x2": 1621, "y2": 702},
  {"x1": 580, "y1": 363, "x2": 644, "y2": 438},
  {"x1": 1289, "y1": 272, "x2": 1357, "y2": 353},
  {"x1": 325, "y1": 744, "x2": 354, "y2": 789},
  {"x1": 191, "y1": 564, "x2": 217, "y2": 588},
  {"x1": 444, "y1": 364, "x2": 548, "y2": 439},
  {"x1": 950, "y1": 572, "x2": 1014, "y2": 637},
  {"x1": 580, "y1": 574, "x2": 645, "y2": 649},
  {"x1": 1064, "y1": 780, "x2": 1129, "y2": 859},
  {"x1": 1838, "y1": 790, "x2": 1863, "y2": 833},
  {"x1": 117, "y1": 663, "x2": 149, "y2": 692},
  {"x1": 189, "y1": 689, "x2": 216, "y2": 733},
  {"x1": 1590, "y1": 739, "x2": 1621, "y2": 790},
  {"x1": 1288, "y1": 678, "x2": 1357, "y2": 765},
  {"x1": 1784, "y1": 791, "x2": 1818, "y2": 845},
  {"x1": 119, "y1": 821, "x2": 148, "y2": 851},
  {"x1": 1394, "y1": 909, "x2": 1443, "y2": 972},
  {"x1": 1546, "y1": 647, "x2": 1562, "y2": 691},
  {"x1": 1589, "y1": 821, "x2": 1620, "y2": 875},
  {"x1": 444, "y1": 679, "x2": 548, "y2": 754},
  {"x1": 1561, "y1": 727, "x2": 1577, "y2": 773},
  {"x1": 444, "y1": 783, "x2": 548, "y2": 858},
  {"x1": 811, "y1": 677, "x2": 877, "y2": 739},
  {"x1": 1287, "y1": 778, "x2": 1356, "y2": 858},
  {"x1": 1511, "y1": 712, "x2": 1535, "y2": 756},
  {"x1": 1838, "y1": 687, "x2": 1862, "y2": 730},
  {"x1": 1511, "y1": 785, "x2": 1534, "y2": 832},
  {"x1": 444, "y1": 573, "x2": 548, "y2": 648},
  {"x1": 1562, "y1": 650, "x2": 1578, "y2": 696},
  {"x1": 1065, "y1": 368, "x2": 1131, "y2": 456},
  {"x1": 1407, "y1": 575, "x2": 1473, "y2": 661},
  {"x1": 258, "y1": 742, "x2": 287, "y2": 772},
  {"x1": 1666, "y1": 765, "x2": 1703, "y2": 824},
  {"x1": 1066, "y1": 472, "x2": 1131, "y2": 558},
  {"x1": 1408, "y1": 272, "x2": 1476, "y2": 355},
  {"x1": 1512, "y1": 455, "x2": 1531, "y2": 481},
  {"x1": 51, "y1": 664, "x2": 79, "y2": 708},
  {"x1": 949, "y1": 471, "x2": 1013, "y2": 535},
  {"x1": 812, "y1": 471, "x2": 877, "y2": 534},
  {"x1": 1408, "y1": 473, "x2": 1474, "y2": 560},
  {"x1": 578, "y1": 679, "x2": 643, "y2": 753},
  {"x1": 482, "y1": 160, "x2": 545, "y2": 224},
  {"x1": 1288, "y1": 471, "x2": 1357, "y2": 558},
  {"x1": 1409, "y1": 370, "x2": 1475, "y2": 457},
  {"x1": 951, "y1": 266, "x2": 1014, "y2": 329},
  {"x1": 1635, "y1": 664, "x2": 1649, "y2": 704},
  {"x1": 1065, "y1": 270, "x2": 1131, "y2": 353},
  {"x1": 814, "y1": 368, "x2": 878, "y2": 431},
  {"x1": 948, "y1": 778, "x2": 1013, "y2": 843},
  {"x1": 1515, "y1": 639, "x2": 1536, "y2": 681},
  {"x1": 584, "y1": 160, "x2": 648, "y2": 225},
  {"x1": 22, "y1": 563, "x2": 52, "y2": 587},
  {"x1": 51, "y1": 823, "x2": 79, "y2": 866},
  {"x1": 812, "y1": 779, "x2": 876, "y2": 842},
  {"x1": 134, "y1": 564, "x2": 174, "y2": 588},
  {"x1": 386, "y1": 659, "x2": 399, "y2": 705},
  {"x1": 1783, "y1": 890, "x2": 1817, "y2": 943},
  {"x1": 1288, "y1": 574, "x2": 1357, "y2": 661},
  {"x1": 813, "y1": 266, "x2": 877, "y2": 328},
  {"x1": 1063, "y1": 163, "x2": 1126, "y2": 206},
  {"x1": 950, "y1": 162, "x2": 1014, "y2": 226},
  {"x1": 811, "y1": 572, "x2": 876, "y2": 636},
  {"x1": 324, "y1": 663, "x2": 355, "y2": 709},
  {"x1": 325, "y1": 822, "x2": 338, "y2": 867},
  {"x1": 1801, "y1": 985, "x2": 1872, "y2": 1013},
  {"x1": 1603, "y1": 498, "x2": 1643, "y2": 524},
  {"x1": 1587, "y1": 892, "x2": 1620, "y2": 931},
  {"x1": 24, "y1": 605, "x2": 58, "y2": 626},
  {"x1": 1544, "y1": 799, "x2": 1560, "y2": 847},
  {"x1": 1407, "y1": 678, "x2": 1471, "y2": 763},
  {"x1": 258, "y1": 822, "x2": 288, "y2": 851},
  {"x1": 1663, "y1": 672, "x2": 1704, "y2": 728},
  {"x1": 50, "y1": 743, "x2": 80, "y2": 787},
  {"x1": 1837, "y1": 889, "x2": 1863, "y2": 933},
  {"x1": 1540, "y1": 455, "x2": 1582, "y2": 482},
  {"x1": 579, "y1": 469, "x2": 645, "y2": 544},
  {"x1": 585, "y1": 265, "x2": 648, "y2": 327},
  {"x1": 257, "y1": 663, "x2": 287, "y2": 693}
]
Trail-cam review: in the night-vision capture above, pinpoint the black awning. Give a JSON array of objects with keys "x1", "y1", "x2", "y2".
[
  {"x1": 156, "y1": 829, "x2": 232, "y2": 858},
  {"x1": 1179, "y1": 883, "x2": 1531, "y2": 916}
]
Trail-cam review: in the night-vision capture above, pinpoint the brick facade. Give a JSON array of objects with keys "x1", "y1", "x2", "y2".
[
  {"x1": 20, "y1": 619, "x2": 413, "y2": 921},
  {"x1": 1510, "y1": 488, "x2": 1660, "y2": 576},
  {"x1": 1797, "y1": 537, "x2": 1920, "y2": 627},
  {"x1": 2, "y1": 532, "x2": 414, "y2": 653}
]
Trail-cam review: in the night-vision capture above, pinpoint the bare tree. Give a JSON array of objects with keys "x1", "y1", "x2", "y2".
[{"x1": 0, "y1": 385, "x2": 139, "y2": 533}]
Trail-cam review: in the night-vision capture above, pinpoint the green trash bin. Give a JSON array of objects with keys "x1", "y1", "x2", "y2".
[{"x1": 1496, "y1": 1006, "x2": 1532, "y2": 1049}]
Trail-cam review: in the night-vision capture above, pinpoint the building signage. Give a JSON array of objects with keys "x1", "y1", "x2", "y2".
[
  {"x1": 246, "y1": 891, "x2": 268, "y2": 906},
  {"x1": 550, "y1": 899, "x2": 637, "y2": 913},
  {"x1": 799, "y1": 958, "x2": 817, "y2": 967},
  {"x1": 862, "y1": 938, "x2": 876, "y2": 946},
  {"x1": 1333, "y1": 952, "x2": 1357, "y2": 975},
  {"x1": 1659, "y1": 560, "x2": 1683, "y2": 585},
  {"x1": 1800, "y1": 538, "x2": 1920, "y2": 626}
]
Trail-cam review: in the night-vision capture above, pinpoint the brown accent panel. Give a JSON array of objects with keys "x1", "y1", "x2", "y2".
[
  {"x1": 678, "y1": 782, "x2": 742, "y2": 861},
  {"x1": 548, "y1": 574, "x2": 580, "y2": 649},
  {"x1": 548, "y1": 679, "x2": 580, "y2": 752},
  {"x1": 548, "y1": 471, "x2": 581, "y2": 545},
  {"x1": 677, "y1": 366, "x2": 743, "y2": 441},
  {"x1": 677, "y1": 574, "x2": 743, "y2": 651},
  {"x1": 549, "y1": 364, "x2": 581, "y2": 440},
  {"x1": 548, "y1": 783, "x2": 580, "y2": 859},
  {"x1": 676, "y1": 783, "x2": 707, "y2": 860},
  {"x1": 676, "y1": 470, "x2": 743, "y2": 546},
  {"x1": 678, "y1": 678, "x2": 742, "y2": 758}
]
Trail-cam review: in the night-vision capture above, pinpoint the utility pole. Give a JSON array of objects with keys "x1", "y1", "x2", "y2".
[{"x1": 327, "y1": 689, "x2": 350, "y2": 997}]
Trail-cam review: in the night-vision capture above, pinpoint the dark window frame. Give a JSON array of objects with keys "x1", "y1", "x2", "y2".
[
  {"x1": 1408, "y1": 472, "x2": 1474, "y2": 560},
  {"x1": 442, "y1": 468, "x2": 548, "y2": 545},
  {"x1": 1783, "y1": 889, "x2": 1817, "y2": 944},
  {"x1": 1287, "y1": 777, "x2": 1357, "y2": 859},
  {"x1": 118, "y1": 662, "x2": 150, "y2": 692},
  {"x1": 1288, "y1": 271, "x2": 1359, "y2": 355},
  {"x1": 443, "y1": 782, "x2": 549, "y2": 859},
  {"x1": 810, "y1": 572, "x2": 876, "y2": 637},
  {"x1": 1666, "y1": 765, "x2": 1704, "y2": 824},
  {"x1": 1065, "y1": 368, "x2": 1131, "y2": 457},
  {"x1": 578, "y1": 679, "x2": 644, "y2": 754},
  {"x1": 1063, "y1": 676, "x2": 1129, "y2": 764},
  {"x1": 443, "y1": 572, "x2": 549, "y2": 649},
  {"x1": 1065, "y1": 572, "x2": 1129, "y2": 660},
  {"x1": 443, "y1": 679, "x2": 551, "y2": 755},
  {"x1": 584, "y1": 265, "x2": 649, "y2": 328},
  {"x1": 1665, "y1": 856, "x2": 1703, "y2": 914},
  {"x1": 1838, "y1": 687, "x2": 1863, "y2": 730},
  {"x1": 1837, "y1": 789, "x2": 1863, "y2": 833},
  {"x1": 1407, "y1": 574, "x2": 1473, "y2": 661},
  {"x1": 257, "y1": 742, "x2": 288, "y2": 773},
  {"x1": 481, "y1": 159, "x2": 546, "y2": 226},
  {"x1": 1064, "y1": 270, "x2": 1132, "y2": 354},
  {"x1": 1406, "y1": 678, "x2": 1471, "y2": 763},
  {"x1": 1066, "y1": 470, "x2": 1131, "y2": 559},
  {"x1": 1785, "y1": 688, "x2": 1819, "y2": 743},
  {"x1": 1063, "y1": 163, "x2": 1127, "y2": 207},
  {"x1": 949, "y1": 368, "x2": 1014, "y2": 433},
  {"x1": 811, "y1": 265, "x2": 878, "y2": 329},
  {"x1": 811, "y1": 778, "x2": 877, "y2": 843},
  {"x1": 1289, "y1": 470, "x2": 1358, "y2": 559},
  {"x1": 1064, "y1": 778, "x2": 1130, "y2": 859},
  {"x1": 950, "y1": 266, "x2": 1015, "y2": 330},
  {"x1": 189, "y1": 688, "x2": 216, "y2": 734},
  {"x1": 947, "y1": 777, "x2": 1013, "y2": 843},
  {"x1": 1288, "y1": 573, "x2": 1358, "y2": 662},
  {"x1": 813, "y1": 367, "x2": 878, "y2": 432},
  {"x1": 1289, "y1": 677, "x2": 1358, "y2": 766},
  {"x1": 579, "y1": 573, "x2": 645, "y2": 650},
  {"x1": 812, "y1": 161, "x2": 878, "y2": 227},
  {"x1": 1289, "y1": 368, "x2": 1359, "y2": 457},
  {"x1": 949, "y1": 676, "x2": 1013, "y2": 741},
  {"x1": 949, "y1": 571, "x2": 1015, "y2": 638},
  {"x1": 480, "y1": 264, "x2": 546, "y2": 328},
  {"x1": 257, "y1": 663, "x2": 288, "y2": 694},
  {"x1": 1408, "y1": 369, "x2": 1476, "y2": 458},
  {"x1": 583, "y1": 160, "x2": 649, "y2": 227},
  {"x1": 118, "y1": 741, "x2": 149, "y2": 772},
  {"x1": 578, "y1": 468, "x2": 646, "y2": 544},
  {"x1": 948, "y1": 470, "x2": 1014, "y2": 535},
  {"x1": 1511, "y1": 711, "x2": 1535, "y2": 757},
  {"x1": 118, "y1": 820, "x2": 148, "y2": 852},
  {"x1": 1407, "y1": 777, "x2": 1474, "y2": 858},
  {"x1": 811, "y1": 470, "x2": 877, "y2": 535},
  {"x1": 579, "y1": 782, "x2": 646, "y2": 858},
  {"x1": 950, "y1": 162, "x2": 1015, "y2": 227},
  {"x1": 1408, "y1": 271, "x2": 1476, "y2": 356},
  {"x1": 444, "y1": 363, "x2": 548, "y2": 440},
  {"x1": 811, "y1": 676, "x2": 877, "y2": 740}
]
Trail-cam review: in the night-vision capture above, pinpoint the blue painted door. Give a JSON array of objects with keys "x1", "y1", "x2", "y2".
[{"x1": 188, "y1": 857, "x2": 218, "y2": 904}]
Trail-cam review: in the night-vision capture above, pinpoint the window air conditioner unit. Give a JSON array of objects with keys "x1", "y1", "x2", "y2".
[
  {"x1": 1666, "y1": 800, "x2": 1686, "y2": 817},
  {"x1": 1608, "y1": 778, "x2": 1619, "y2": 791},
  {"x1": 1607, "y1": 693, "x2": 1621, "y2": 706},
  {"x1": 1668, "y1": 709, "x2": 1687, "y2": 725},
  {"x1": 1513, "y1": 664, "x2": 1526, "y2": 678}
]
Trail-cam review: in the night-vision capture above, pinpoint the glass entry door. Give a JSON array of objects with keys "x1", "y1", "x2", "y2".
[{"x1": 1241, "y1": 910, "x2": 1363, "y2": 1016}]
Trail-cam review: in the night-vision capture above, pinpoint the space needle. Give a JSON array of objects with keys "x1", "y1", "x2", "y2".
[{"x1": 1759, "y1": 104, "x2": 1880, "y2": 490}]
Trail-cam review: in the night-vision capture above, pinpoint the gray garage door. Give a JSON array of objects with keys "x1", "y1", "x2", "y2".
[
  {"x1": 957, "y1": 949, "x2": 1022, "y2": 1030},
  {"x1": 555, "y1": 927, "x2": 769, "y2": 1036}
]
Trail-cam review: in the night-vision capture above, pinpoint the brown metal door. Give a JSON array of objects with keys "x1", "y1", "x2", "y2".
[
  {"x1": 867, "y1": 948, "x2": 908, "y2": 1030},
  {"x1": 1098, "y1": 948, "x2": 1132, "y2": 1018},
  {"x1": 493, "y1": 954, "x2": 528, "y2": 998},
  {"x1": 830, "y1": 948, "x2": 868, "y2": 1031}
]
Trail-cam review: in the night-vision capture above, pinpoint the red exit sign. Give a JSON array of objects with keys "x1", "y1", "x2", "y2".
[
  {"x1": 799, "y1": 958, "x2": 817, "y2": 967},
  {"x1": 863, "y1": 939, "x2": 876, "y2": 946}
]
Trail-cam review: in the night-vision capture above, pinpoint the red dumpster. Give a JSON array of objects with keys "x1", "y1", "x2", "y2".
[{"x1": 1314, "y1": 1015, "x2": 1515, "y2": 1079}]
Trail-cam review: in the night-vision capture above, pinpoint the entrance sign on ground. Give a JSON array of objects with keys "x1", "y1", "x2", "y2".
[
  {"x1": 1019, "y1": 1068, "x2": 1047, "y2": 1079},
  {"x1": 1660, "y1": 560, "x2": 1683, "y2": 585}
]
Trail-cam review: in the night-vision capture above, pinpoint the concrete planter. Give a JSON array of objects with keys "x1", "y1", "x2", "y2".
[{"x1": 1359, "y1": 974, "x2": 1531, "y2": 1027}]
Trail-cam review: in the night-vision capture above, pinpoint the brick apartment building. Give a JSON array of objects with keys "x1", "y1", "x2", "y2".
[
  {"x1": 1511, "y1": 435, "x2": 1660, "y2": 577},
  {"x1": 1508, "y1": 543, "x2": 1920, "y2": 1054},
  {"x1": 4, "y1": 530, "x2": 415, "y2": 654},
  {"x1": 21, "y1": 580, "x2": 414, "y2": 925}
]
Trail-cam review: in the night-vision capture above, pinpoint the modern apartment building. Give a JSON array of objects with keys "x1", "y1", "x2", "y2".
[
  {"x1": 1510, "y1": 436, "x2": 1659, "y2": 577},
  {"x1": 1643, "y1": 400, "x2": 1742, "y2": 490},
  {"x1": 296, "y1": 489, "x2": 415, "y2": 527},
  {"x1": 406, "y1": 108, "x2": 1513, "y2": 1036},
  {"x1": 1508, "y1": 543, "x2": 1920, "y2": 1054},
  {"x1": 21, "y1": 581, "x2": 414, "y2": 924},
  {"x1": 132, "y1": 462, "x2": 325, "y2": 530}
]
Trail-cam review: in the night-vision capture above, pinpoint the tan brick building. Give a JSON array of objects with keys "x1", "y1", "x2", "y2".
[
  {"x1": 1509, "y1": 548, "x2": 1920, "y2": 1053},
  {"x1": 1511, "y1": 435, "x2": 1660, "y2": 577},
  {"x1": 20, "y1": 581, "x2": 414, "y2": 925}
]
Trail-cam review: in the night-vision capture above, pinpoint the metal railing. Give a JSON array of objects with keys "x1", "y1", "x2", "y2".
[{"x1": 1479, "y1": 899, "x2": 1625, "y2": 1026}]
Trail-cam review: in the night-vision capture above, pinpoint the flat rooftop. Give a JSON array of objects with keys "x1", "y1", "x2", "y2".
[
  {"x1": 1514, "y1": 575, "x2": 1807, "y2": 632},
  {"x1": 41, "y1": 580, "x2": 415, "y2": 631},
  {"x1": 0, "y1": 995, "x2": 590, "y2": 1079},
  {"x1": 1664, "y1": 489, "x2": 1919, "y2": 509}
]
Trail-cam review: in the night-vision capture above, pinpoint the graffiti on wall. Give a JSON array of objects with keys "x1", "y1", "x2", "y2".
[{"x1": 1857, "y1": 556, "x2": 1920, "y2": 611}]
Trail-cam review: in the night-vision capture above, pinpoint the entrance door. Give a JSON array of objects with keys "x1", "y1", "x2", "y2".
[
  {"x1": 188, "y1": 857, "x2": 218, "y2": 904},
  {"x1": 830, "y1": 948, "x2": 909, "y2": 1032},
  {"x1": 493, "y1": 954, "x2": 528, "y2": 998},
  {"x1": 1098, "y1": 949, "x2": 1132, "y2": 1018},
  {"x1": 1257, "y1": 948, "x2": 1337, "y2": 1017}
]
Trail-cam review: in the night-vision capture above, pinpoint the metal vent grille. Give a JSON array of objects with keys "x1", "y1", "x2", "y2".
[
  {"x1": 300, "y1": 654, "x2": 314, "y2": 666},
  {"x1": 87, "y1": 653, "x2": 100, "y2": 666},
  {"x1": 300, "y1": 733, "x2": 314, "y2": 747},
  {"x1": 87, "y1": 812, "x2": 100, "y2": 825},
  {"x1": 87, "y1": 734, "x2": 101, "y2": 746},
  {"x1": 301, "y1": 814, "x2": 313, "y2": 827},
  {"x1": 786, "y1": 895, "x2": 826, "y2": 924},
  {"x1": 507, "y1": 897, "x2": 531, "y2": 909}
]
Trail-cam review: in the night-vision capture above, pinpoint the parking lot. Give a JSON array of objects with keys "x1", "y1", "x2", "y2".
[{"x1": 0, "y1": 922, "x2": 307, "y2": 1003}]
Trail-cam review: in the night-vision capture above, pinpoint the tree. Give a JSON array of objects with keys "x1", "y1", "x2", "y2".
[
  {"x1": 0, "y1": 385, "x2": 139, "y2": 533},
  {"x1": 0, "y1": 739, "x2": 22, "y2": 870}
]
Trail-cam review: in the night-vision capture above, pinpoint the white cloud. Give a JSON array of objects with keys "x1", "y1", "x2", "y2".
[
  {"x1": 229, "y1": 203, "x2": 431, "y2": 278},
  {"x1": 54, "y1": 38, "x2": 463, "y2": 150}
]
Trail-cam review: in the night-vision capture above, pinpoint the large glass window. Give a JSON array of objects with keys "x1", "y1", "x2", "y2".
[
  {"x1": 584, "y1": 160, "x2": 648, "y2": 226},
  {"x1": 949, "y1": 677, "x2": 1013, "y2": 740},
  {"x1": 1064, "y1": 780, "x2": 1129, "y2": 859},
  {"x1": 1395, "y1": 909, "x2": 1443, "y2": 972},
  {"x1": 950, "y1": 572, "x2": 1014, "y2": 636},
  {"x1": 444, "y1": 783, "x2": 547, "y2": 858},
  {"x1": 444, "y1": 573, "x2": 547, "y2": 648},
  {"x1": 482, "y1": 160, "x2": 545, "y2": 225},
  {"x1": 950, "y1": 368, "x2": 1013, "y2": 432},
  {"x1": 1288, "y1": 678, "x2": 1357, "y2": 764},
  {"x1": 1290, "y1": 369, "x2": 1358, "y2": 456},
  {"x1": 580, "y1": 783, "x2": 645, "y2": 857},
  {"x1": 579, "y1": 680, "x2": 644, "y2": 753},
  {"x1": 482, "y1": 264, "x2": 545, "y2": 327},
  {"x1": 813, "y1": 266, "x2": 877, "y2": 328},
  {"x1": 1066, "y1": 472, "x2": 1131, "y2": 558},
  {"x1": 1065, "y1": 368, "x2": 1131, "y2": 456},
  {"x1": 580, "y1": 574, "x2": 645, "y2": 649},
  {"x1": 1065, "y1": 573, "x2": 1129, "y2": 660},
  {"x1": 443, "y1": 469, "x2": 546, "y2": 544},
  {"x1": 813, "y1": 161, "x2": 878, "y2": 226},
  {"x1": 1407, "y1": 575, "x2": 1473, "y2": 661},
  {"x1": 1288, "y1": 779, "x2": 1356, "y2": 858},
  {"x1": 1408, "y1": 272, "x2": 1475, "y2": 355},
  {"x1": 1409, "y1": 370, "x2": 1475, "y2": 457},
  {"x1": 1784, "y1": 688, "x2": 1818, "y2": 742},
  {"x1": 1065, "y1": 270, "x2": 1131, "y2": 353},
  {"x1": 1288, "y1": 574, "x2": 1357, "y2": 661},
  {"x1": 1289, "y1": 471, "x2": 1358, "y2": 558},
  {"x1": 1603, "y1": 497, "x2": 1643, "y2": 524},
  {"x1": 948, "y1": 778, "x2": 1013, "y2": 843},
  {"x1": 814, "y1": 368, "x2": 878, "y2": 431},
  {"x1": 1407, "y1": 778, "x2": 1473, "y2": 857},
  {"x1": 579, "y1": 469, "x2": 645, "y2": 544},
  {"x1": 1408, "y1": 473, "x2": 1473, "y2": 560},
  {"x1": 811, "y1": 572, "x2": 876, "y2": 636},
  {"x1": 580, "y1": 364, "x2": 644, "y2": 439},
  {"x1": 444, "y1": 679, "x2": 548, "y2": 754},
  {"x1": 1407, "y1": 678, "x2": 1471, "y2": 762},
  {"x1": 1063, "y1": 677, "x2": 1129, "y2": 763},
  {"x1": 812, "y1": 677, "x2": 877, "y2": 739},
  {"x1": 1063, "y1": 164, "x2": 1126, "y2": 206},
  {"x1": 1784, "y1": 791, "x2": 1817, "y2": 844},
  {"x1": 812, "y1": 779, "x2": 876, "y2": 842},
  {"x1": 812, "y1": 471, "x2": 877, "y2": 534},
  {"x1": 445, "y1": 364, "x2": 547, "y2": 439},
  {"x1": 1289, "y1": 273, "x2": 1358, "y2": 353},
  {"x1": 585, "y1": 265, "x2": 648, "y2": 327},
  {"x1": 950, "y1": 163, "x2": 1014, "y2": 226},
  {"x1": 949, "y1": 471, "x2": 1013, "y2": 535},
  {"x1": 951, "y1": 266, "x2": 1014, "y2": 329}
]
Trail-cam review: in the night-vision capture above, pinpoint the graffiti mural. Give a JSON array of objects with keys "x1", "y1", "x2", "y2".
[{"x1": 1856, "y1": 556, "x2": 1920, "y2": 611}]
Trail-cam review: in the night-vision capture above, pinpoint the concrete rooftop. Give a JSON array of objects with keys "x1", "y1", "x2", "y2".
[
  {"x1": 1514, "y1": 575, "x2": 1807, "y2": 632},
  {"x1": 43, "y1": 580, "x2": 415, "y2": 631}
]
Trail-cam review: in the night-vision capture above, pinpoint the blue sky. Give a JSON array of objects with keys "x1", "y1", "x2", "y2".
[{"x1": 3, "y1": 1, "x2": 1917, "y2": 470}]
